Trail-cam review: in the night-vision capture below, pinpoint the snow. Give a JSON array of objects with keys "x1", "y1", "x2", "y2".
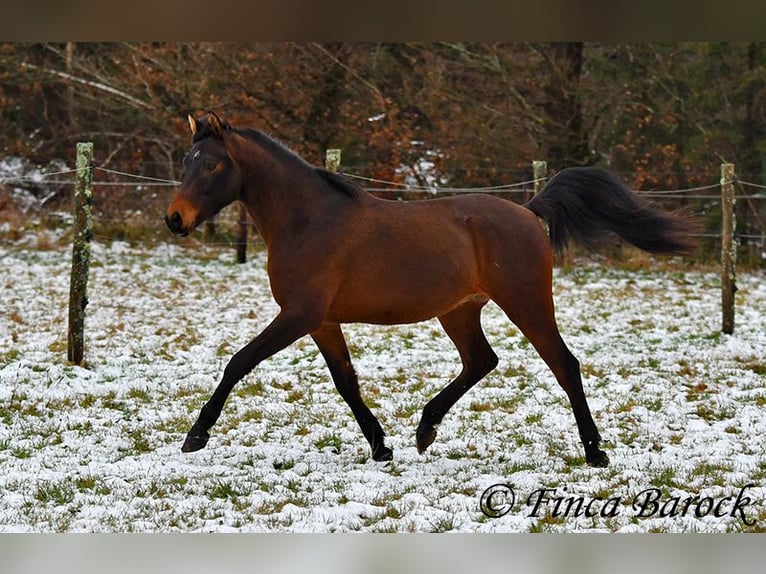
[
  {"x1": 0, "y1": 156, "x2": 71, "y2": 211},
  {"x1": 0, "y1": 239, "x2": 765, "y2": 532}
]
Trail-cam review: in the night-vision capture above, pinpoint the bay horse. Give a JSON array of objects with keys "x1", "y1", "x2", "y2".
[{"x1": 165, "y1": 112, "x2": 696, "y2": 467}]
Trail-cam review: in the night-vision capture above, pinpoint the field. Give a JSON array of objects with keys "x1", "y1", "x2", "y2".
[{"x1": 1, "y1": 239, "x2": 765, "y2": 532}]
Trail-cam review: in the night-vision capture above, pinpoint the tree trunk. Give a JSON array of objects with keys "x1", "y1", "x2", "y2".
[{"x1": 542, "y1": 42, "x2": 591, "y2": 167}]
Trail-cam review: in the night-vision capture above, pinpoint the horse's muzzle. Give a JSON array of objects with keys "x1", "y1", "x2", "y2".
[{"x1": 165, "y1": 211, "x2": 188, "y2": 236}]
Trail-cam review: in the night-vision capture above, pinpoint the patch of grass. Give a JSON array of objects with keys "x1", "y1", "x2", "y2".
[
  {"x1": 238, "y1": 408, "x2": 264, "y2": 424},
  {"x1": 524, "y1": 412, "x2": 543, "y2": 425},
  {"x1": 272, "y1": 458, "x2": 296, "y2": 471},
  {"x1": 677, "y1": 360, "x2": 699, "y2": 379},
  {"x1": 445, "y1": 448, "x2": 467, "y2": 460},
  {"x1": 11, "y1": 446, "x2": 32, "y2": 459},
  {"x1": 383, "y1": 502, "x2": 402, "y2": 520},
  {"x1": 702, "y1": 331, "x2": 722, "y2": 343},
  {"x1": 580, "y1": 363, "x2": 606, "y2": 378},
  {"x1": 46, "y1": 397, "x2": 75, "y2": 411},
  {"x1": 393, "y1": 403, "x2": 419, "y2": 419},
  {"x1": 640, "y1": 357, "x2": 661, "y2": 369},
  {"x1": 642, "y1": 396, "x2": 663, "y2": 412},
  {"x1": 698, "y1": 401, "x2": 737, "y2": 424},
  {"x1": 101, "y1": 390, "x2": 125, "y2": 411},
  {"x1": 347, "y1": 342, "x2": 365, "y2": 359},
  {"x1": 685, "y1": 381, "x2": 712, "y2": 402},
  {"x1": 216, "y1": 341, "x2": 232, "y2": 357},
  {"x1": 668, "y1": 433, "x2": 683, "y2": 445},
  {"x1": 527, "y1": 512, "x2": 568, "y2": 533},
  {"x1": 19, "y1": 401, "x2": 44, "y2": 418},
  {"x1": 739, "y1": 360, "x2": 766, "y2": 376},
  {"x1": 314, "y1": 434, "x2": 342, "y2": 454},
  {"x1": 614, "y1": 399, "x2": 638, "y2": 414},
  {"x1": 561, "y1": 452, "x2": 585, "y2": 467},
  {"x1": 127, "y1": 428, "x2": 151, "y2": 454},
  {"x1": 163, "y1": 414, "x2": 192, "y2": 433},
  {"x1": 406, "y1": 379, "x2": 427, "y2": 394},
  {"x1": 428, "y1": 513, "x2": 457, "y2": 533},
  {"x1": 126, "y1": 387, "x2": 151, "y2": 402},
  {"x1": 210, "y1": 480, "x2": 243, "y2": 500},
  {"x1": 689, "y1": 460, "x2": 732, "y2": 486},
  {"x1": 35, "y1": 480, "x2": 75, "y2": 505},
  {"x1": 75, "y1": 475, "x2": 112, "y2": 495},
  {"x1": 469, "y1": 400, "x2": 492, "y2": 412},
  {"x1": 78, "y1": 393, "x2": 97, "y2": 409},
  {"x1": 501, "y1": 362, "x2": 528, "y2": 379},
  {"x1": 271, "y1": 380, "x2": 293, "y2": 392},
  {"x1": 0, "y1": 349, "x2": 21, "y2": 365},
  {"x1": 650, "y1": 466, "x2": 681, "y2": 490},
  {"x1": 48, "y1": 339, "x2": 67, "y2": 353},
  {"x1": 496, "y1": 395, "x2": 521, "y2": 413},
  {"x1": 385, "y1": 462, "x2": 404, "y2": 477},
  {"x1": 170, "y1": 384, "x2": 210, "y2": 401}
]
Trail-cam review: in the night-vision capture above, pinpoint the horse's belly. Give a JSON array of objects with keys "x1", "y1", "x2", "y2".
[{"x1": 327, "y1": 265, "x2": 481, "y2": 325}]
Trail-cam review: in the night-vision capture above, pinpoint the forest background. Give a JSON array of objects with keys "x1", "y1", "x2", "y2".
[{"x1": 1, "y1": 42, "x2": 765, "y2": 263}]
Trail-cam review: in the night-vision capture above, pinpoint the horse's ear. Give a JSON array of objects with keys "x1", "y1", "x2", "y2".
[
  {"x1": 207, "y1": 111, "x2": 228, "y2": 138},
  {"x1": 188, "y1": 114, "x2": 198, "y2": 136}
]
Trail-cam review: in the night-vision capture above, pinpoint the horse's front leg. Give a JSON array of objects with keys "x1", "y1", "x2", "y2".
[{"x1": 181, "y1": 308, "x2": 322, "y2": 452}]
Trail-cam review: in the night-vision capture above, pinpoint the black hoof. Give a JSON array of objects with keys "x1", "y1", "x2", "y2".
[
  {"x1": 372, "y1": 445, "x2": 394, "y2": 462},
  {"x1": 586, "y1": 449, "x2": 609, "y2": 468},
  {"x1": 181, "y1": 431, "x2": 209, "y2": 453},
  {"x1": 416, "y1": 426, "x2": 436, "y2": 454}
]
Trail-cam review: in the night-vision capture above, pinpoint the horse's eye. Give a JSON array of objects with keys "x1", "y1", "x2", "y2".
[{"x1": 206, "y1": 162, "x2": 217, "y2": 171}]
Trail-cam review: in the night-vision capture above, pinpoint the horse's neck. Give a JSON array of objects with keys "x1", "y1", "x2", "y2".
[{"x1": 238, "y1": 149, "x2": 328, "y2": 247}]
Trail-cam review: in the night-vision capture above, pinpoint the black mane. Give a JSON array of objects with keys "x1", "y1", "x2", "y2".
[
  {"x1": 314, "y1": 169, "x2": 363, "y2": 198},
  {"x1": 192, "y1": 121, "x2": 364, "y2": 199},
  {"x1": 234, "y1": 127, "x2": 363, "y2": 199}
]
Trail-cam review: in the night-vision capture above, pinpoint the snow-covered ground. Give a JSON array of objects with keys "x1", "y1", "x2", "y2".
[{"x1": 1, "y1": 240, "x2": 764, "y2": 532}]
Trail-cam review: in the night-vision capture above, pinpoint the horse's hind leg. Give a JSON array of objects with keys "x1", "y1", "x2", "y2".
[
  {"x1": 493, "y1": 287, "x2": 609, "y2": 467},
  {"x1": 416, "y1": 300, "x2": 498, "y2": 454},
  {"x1": 311, "y1": 323, "x2": 393, "y2": 462}
]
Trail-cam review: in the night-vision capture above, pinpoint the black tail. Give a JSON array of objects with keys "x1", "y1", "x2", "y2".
[{"x1": 524, "y1": 167, "x2": 698, "y2": 258}]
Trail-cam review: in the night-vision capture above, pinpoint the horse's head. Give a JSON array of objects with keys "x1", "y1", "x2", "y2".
[{"x1": 165, "y1": 112, "x2": 242, "y2": 236}]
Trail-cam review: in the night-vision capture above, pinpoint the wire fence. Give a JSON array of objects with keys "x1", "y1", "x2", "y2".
[
  {"x1": 5, "y1": 164, "x2": 765, "y2": 197},
  {"x1": 2, "y1": 162, "x2": 766, "y2": 246}
]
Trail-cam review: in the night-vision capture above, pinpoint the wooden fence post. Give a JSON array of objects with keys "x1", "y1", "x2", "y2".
[
  {"x1": 721, "y1": 162, "x2": 736, "y2": 334},
  {"x1": 202, "y1": 217, "x2": 216, "y2": 240},
  {"x1": 67, "y1": 142, "x2": 94, "y2": 365},
  {"x1": 236, "y1": 203, "x2": 248, "y2": 264},
  {"x1": 532, "y1": 160, "x2": 547, "y2": 196},
  {"x1": 325, "y1": 149, "x2": 341, "y2": 173},
  {"x1": 525, "y1": 161, "x2": 548, "y2": 204}
]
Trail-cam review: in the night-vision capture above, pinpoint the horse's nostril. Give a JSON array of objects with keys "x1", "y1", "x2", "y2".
[{"x1": 165, "y1": 211, "x2": 183, "y2": 233}]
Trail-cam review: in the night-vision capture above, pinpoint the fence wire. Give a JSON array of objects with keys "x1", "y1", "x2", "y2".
[
  {"x1": 3, "y1": 163, "x2": 765, "y2": 245},
  {"x1": 4, "y1": 163, "x2": 765, "y2": 196}
]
